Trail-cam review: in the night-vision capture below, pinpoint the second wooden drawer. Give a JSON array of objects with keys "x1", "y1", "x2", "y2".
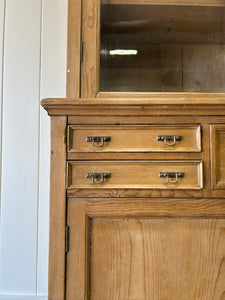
[
  {"x1": 67, "y1": 160, "x2": 203, "y2": 190},
  {"x1": 68, "y1": 125, "x2": 201, "y2": 153}
]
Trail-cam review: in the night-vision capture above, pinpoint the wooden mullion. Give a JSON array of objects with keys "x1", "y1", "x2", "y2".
[{"x1": 67, "y1": 0, "x2": 82, "y2": 98}]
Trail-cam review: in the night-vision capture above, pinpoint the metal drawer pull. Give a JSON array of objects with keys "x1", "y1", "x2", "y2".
[
  {"x1": 86, "y1": 173, "x2": 111, "y2": 184},
  {"x1": 86, "y1": 136, "x2": 111, "y2": 147},
  {"x1": 157, "y1": 135, "x2": 182, "y2": 146},
  {"x1": 159, "y1": 172, "x2": 184, "y2": 184}
]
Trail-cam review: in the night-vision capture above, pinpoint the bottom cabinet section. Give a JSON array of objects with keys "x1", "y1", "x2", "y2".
[{"x1": 66, "y1": 198, "x2": 225, "y2": 300}]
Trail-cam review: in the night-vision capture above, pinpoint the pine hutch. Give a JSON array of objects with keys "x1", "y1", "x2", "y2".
[{"x1": 42, "y1": 0, "x2": 225, "y2": 299}]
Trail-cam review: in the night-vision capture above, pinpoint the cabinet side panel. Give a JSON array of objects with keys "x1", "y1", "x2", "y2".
[{"x1": 48, "y1": 116, "x2": 67, "y2": 300}]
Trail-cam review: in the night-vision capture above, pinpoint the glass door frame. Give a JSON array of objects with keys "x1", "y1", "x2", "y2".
[{"x1": 67, "y1": 0, "x2": 225, "y2": 99}]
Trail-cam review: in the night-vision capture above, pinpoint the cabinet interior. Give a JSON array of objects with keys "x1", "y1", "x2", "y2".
[{"x1": 100, "y1": 4, "x2": 225, "y2": 92}]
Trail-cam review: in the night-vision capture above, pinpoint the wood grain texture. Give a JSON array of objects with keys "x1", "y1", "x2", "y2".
[
  {"x1": 66, "y1": 198, "x2": 225, "y2": 300},
  {"x1": 81, "y1": 0, "x2": 100, "y2": 97},
  {"x1": 67, "y1": 0, "x2": 81, "y2": 98},
  {"x1": 41, "y1": 96, "x2": 225, "y2": 116},
  {"x1": 71, "y1": 198, "x2": 225, "y2": 218},
  {"x1": 67, "y1": 188, "x2": 225, "y2": 199},
  {"x1": 101, "y1": 0, "x2": 225, "y2": 6},
  {"x1": 67, "y1": 152, "x2": 203, "y2": 160},
  {"x1": 67, "y1": 160, "x2": 203, "y2": 190},
  {"x1": 97, "y1": 92, "x2": 225, "y2": 99},
  {"x1": 48, "y1": 117, "x2": 67, "y2": 300},
  {"x1": 91, "y1": 217, "x2": 225, "y2": 300},
  {"x1": 183, "y1": 45, "x2": 225, "y2": 92},
  {"x1": 68, "y1": 124, "x2": 201, "y2": 153},
  {"x1": 201, "y1": 124, "x2": 211, "y2": 196},
  {"x1": 68, "y1": 115, "x2": 225, "y2": 125},
  {"x1": 100, "y1": 0, "x2": 225, "y2": 31},
  {"x1": 66, "y1": 199, "x2": 87, "y2": 300},
  {"x1": 211, "y1": 125, "x2": 225, "y2": 189},
  {"x1": 42, "y1": 95, "x2": 225, "y2": 105},
  {"x1": 43, "y1": 105, "x2": 225, "y2": 116}
]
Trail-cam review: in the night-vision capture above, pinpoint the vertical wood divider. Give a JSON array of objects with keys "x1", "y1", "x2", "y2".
[
  {"x1": 66, "y1": 199, "x2": 87, "y2": 300},
  {"x1": 67, "y1": 0, "x2": 82, "y2": 98},
  {"x1": 81, "y1": 0, "x2": 100, "y2": 98}
]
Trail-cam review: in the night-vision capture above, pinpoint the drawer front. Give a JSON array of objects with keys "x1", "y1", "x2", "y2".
[
  {"x1": 67, "y1": 161, "x2": 203, "y2": 190},
  {"x1": 68, "y1": 125, "x2": 201, "y2": 153},
  {"x1": 211, "y1": 124, "x2": 225, "y2": 189}
]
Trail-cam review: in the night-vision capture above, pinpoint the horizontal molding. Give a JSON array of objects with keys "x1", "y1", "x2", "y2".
[
  {"x1": 0, "y1": 296, "x2": 47, "y2": 300},
  {"x1": 41, "y1": 97, "x2": 225, "y2": 117}
]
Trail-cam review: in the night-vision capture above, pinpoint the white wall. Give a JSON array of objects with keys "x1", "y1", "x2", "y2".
[{"x1": 0, "y1": 0, "x2": 67, "y2": 298}]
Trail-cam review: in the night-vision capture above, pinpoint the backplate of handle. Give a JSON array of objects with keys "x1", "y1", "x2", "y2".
[
  {"x1": 86, "y1": 173, "x2": 111, "y2": 184},
  {"x1": 159, "y1": 172, "x2": 184, "y2": 183},
  {"x1": 157, "y1": 135, "x2": 182, "y2": 146},
  {"x1": 86, "y1": 136, "x2": 111, "y2": 147}
]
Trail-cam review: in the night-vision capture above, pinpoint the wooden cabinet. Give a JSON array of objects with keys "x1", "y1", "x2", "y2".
[
  {"x1": 42, "y1": 100, "x2": 225, "y2": 300},
  {"x1": 42, "y1": 1, "x2": 225, "y2": 299}
]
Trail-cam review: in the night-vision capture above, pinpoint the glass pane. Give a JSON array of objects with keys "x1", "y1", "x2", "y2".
[{"x1": 100, "y1": 3, "x2": 225, "y2": 92}]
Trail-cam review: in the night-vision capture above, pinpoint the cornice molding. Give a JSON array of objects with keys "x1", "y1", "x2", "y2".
[{"x1": 41, "y1": 97, "x2": 225, "y2": 116}]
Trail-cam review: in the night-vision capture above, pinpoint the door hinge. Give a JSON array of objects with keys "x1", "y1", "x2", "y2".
[
  {"x1": 65, "y1": 225, "x2": 70, "y2": 253},
  {"x1": 80, "y1": 41, "x2": 84, "y2": 63}
]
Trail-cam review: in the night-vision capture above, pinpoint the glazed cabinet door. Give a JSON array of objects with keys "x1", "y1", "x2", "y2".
[
  {"x1": 66, "y1": 198, "x2": 225, "y2": 300},
  {"x1": 81, "y1": 0, "x2": 225, "y2": 97}
]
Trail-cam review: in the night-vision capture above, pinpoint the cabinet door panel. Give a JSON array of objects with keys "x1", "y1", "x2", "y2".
[
  {"x1": 66, "y1": 198, "x2": 225, "y2": 300},
  {"x1": 211, "y1": 125, "x2": 225, "y2": 189},
  {"x1": 91, "y1": 218, "x2": 225, "y2": 300}
]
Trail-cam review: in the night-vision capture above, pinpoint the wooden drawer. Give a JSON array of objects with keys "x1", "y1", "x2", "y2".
[
  {"x1": 68, "y1": 125, "x2": 201, "y2": 153},
  {"x1": 67, "y1": 160, "x2": 203, "y2": 190},
  {"x1": 211, "y1": 124, "x2": 225, "y2": 189}
]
